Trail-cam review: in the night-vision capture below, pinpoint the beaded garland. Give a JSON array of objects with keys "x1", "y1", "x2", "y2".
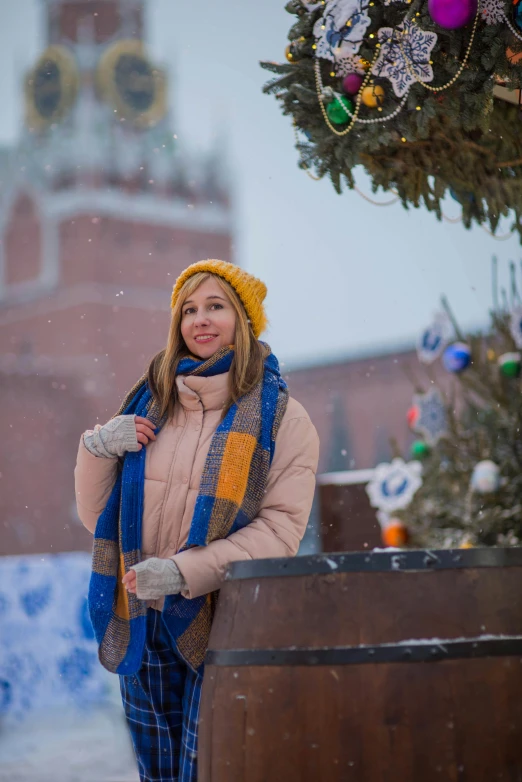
[
  {"x1": 312, "y1": 1, "x2": 481, "y2": 137},
  {"x1": 262, "y1": 0, "x2": 522, "y2": 239}
]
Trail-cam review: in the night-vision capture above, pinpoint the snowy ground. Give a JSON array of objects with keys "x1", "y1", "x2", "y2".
[{"x1": 0, "y1": 700, "x2": 139, "y2": 782}]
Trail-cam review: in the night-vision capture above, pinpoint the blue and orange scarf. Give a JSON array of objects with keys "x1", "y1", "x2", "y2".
[{"x1": 88, "y1": 344, "x2": 288, "y2": 675}]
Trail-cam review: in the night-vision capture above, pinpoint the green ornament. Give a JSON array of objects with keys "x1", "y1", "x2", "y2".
[
  {"x1": 498, "y1": 352, "x2": 521, "y2": 378},
  {"x1": 411, "y1": 440, "x2": 430, "y2": 459},
  {"x1": 326, "y1": 96, "x2": 353, "y2": 125}
]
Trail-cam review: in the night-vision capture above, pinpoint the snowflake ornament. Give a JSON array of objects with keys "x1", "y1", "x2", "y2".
[
  {"x1": 372, "y1": 20, "x2": 437, "y2": 98},
  {"x1": 366, "y1": 458, "x2": 423, "y2": 513},
  {"x1": 510, "y1": 305, "x2": 522, "y2": 348},
  {"x1": 313, "y1": 0, "x2": 371, "y2": 71},
  {"x1": 481, "y1": 0, "x2": 505, "y2": 24},
  {"x1": 334, "y1": 53, "x2": 366, "y2": 78},
  {"x1": 417, "y1": 311, "x2": 453, "y2": 365},
  {"x1": 412, "y1": 387, "x2": 448, "y2": 445}
]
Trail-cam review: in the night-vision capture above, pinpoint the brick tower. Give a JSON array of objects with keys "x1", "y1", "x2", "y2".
[{"x1": 0, "y1": 0, "x2": 233, "y2": 555}]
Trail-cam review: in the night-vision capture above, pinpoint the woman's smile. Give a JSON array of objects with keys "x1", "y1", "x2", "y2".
[
  {"x1": 181, "y1": 277, "x2": 236, "y2": 358},
  {"x1": 194, "y1": 334, "x2": 218, "y2": 343}
]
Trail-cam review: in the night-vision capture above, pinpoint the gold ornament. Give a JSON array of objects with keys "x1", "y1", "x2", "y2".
[
  {"x1": 285, "y1": 44, "x2": 296, "y2": 62},
  {"x1": 361, "y1": 85, "x2": 385, "y2": 108},
  {"x1": 487, "y1": 348, "x2": 496, "y2": 361},
  {"x1": 96, "y1": 40, "x2": 166, "y2": 128},
  {"x1": 25, "y1": 45, "x2": 79, "y2": 130},
  {"x1": 506, "y1": 46, "x2": 522, "y2": 66}
]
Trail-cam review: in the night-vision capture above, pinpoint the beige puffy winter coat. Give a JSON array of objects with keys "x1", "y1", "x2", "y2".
[{"x1": 74, "y1": 371, "x2": 320, "y2": 608}]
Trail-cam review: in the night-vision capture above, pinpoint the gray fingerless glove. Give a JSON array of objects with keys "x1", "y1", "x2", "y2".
[
  {"x1": 83, "y1": 415, "x2": 140, "y2": 458},
  {"x1": 130, "y1": 558, "x2": 187, "y2": 600}
]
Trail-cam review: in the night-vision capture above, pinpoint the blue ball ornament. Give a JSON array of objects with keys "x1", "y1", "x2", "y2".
[
  {"x1": 449, "y1": 187, "x2": 474, "y2": 204},
  {"x1": 515, "y1": 2, "x2": 522, "y2": 30},
  {"x1": 442, "y1": 342, "x2": 472, "y2": 373}
]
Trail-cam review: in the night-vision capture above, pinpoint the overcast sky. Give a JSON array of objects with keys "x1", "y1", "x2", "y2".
[{"x1": 0, "y1": 0, "x2": 519, "y2": 365}]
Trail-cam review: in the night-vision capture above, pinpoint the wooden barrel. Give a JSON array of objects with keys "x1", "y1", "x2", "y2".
[{"x1": 199, "y1": 548, "x2": 522, "y2": 782}]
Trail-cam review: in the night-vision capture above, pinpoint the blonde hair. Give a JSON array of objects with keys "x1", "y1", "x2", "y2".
[{"x1": 147, "y1": 272, "x2": 265, "y2": 421}]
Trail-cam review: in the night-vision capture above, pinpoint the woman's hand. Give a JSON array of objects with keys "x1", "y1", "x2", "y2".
[
  {"x1": 122, "y1": 558, "x2": 187, "y2": 600},
  {"x1": 83, "y1": 415, "x2": 157, "y2": 458},
  {"x1": 134, "y1": 416, "x2": 157, "y2": 450},
  {"x1": 122, "y1": 569, "x2": 137, "y2": 594}
]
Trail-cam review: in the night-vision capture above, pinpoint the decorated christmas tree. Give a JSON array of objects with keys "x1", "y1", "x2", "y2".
[
  {"x1": 366, "y1": 258, "x2": 522, "y2": 549},
  {"x1": 262, "y1": 0, "x2": 522, "y2": 238}
]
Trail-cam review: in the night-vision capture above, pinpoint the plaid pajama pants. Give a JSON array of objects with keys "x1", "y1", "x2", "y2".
[{"x1": 119, "y1": 608, "x2": 203, "y2": 782}]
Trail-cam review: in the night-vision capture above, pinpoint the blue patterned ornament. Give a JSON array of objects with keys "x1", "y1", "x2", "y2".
[
  {"x1": 481, "y1": 0, "x2": 505, "y2": 24},
  {"x1": 412, "y1": 387, "x2": 448, "y2": 445},
  {"x1": 510, "y1": 305, "x2": 522, "y2": 348},
  {"x1": 366, "y1": 458, "x2": 423, "y2": 513},
  {"x1": 442, "y1": 342, "x2": 472, "y2": 372},
  {"x1": 417, "y1": 311, "x2": 453, "y2": 364},
  {"x1": 313, "y1": 0, "x2": 371, "y2": 73},
  {"x1": 372, "y1": 20, "x2": 437, "y2": 97}
]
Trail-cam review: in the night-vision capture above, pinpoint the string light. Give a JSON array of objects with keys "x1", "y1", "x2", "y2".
[{"x1": 307, "y1": 173, "x2": 516, "y2": 239}]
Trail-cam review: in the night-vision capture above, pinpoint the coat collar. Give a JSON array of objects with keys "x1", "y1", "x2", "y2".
[{"x1": 176, "y1": 371, "x2": 230, "y2": 412}]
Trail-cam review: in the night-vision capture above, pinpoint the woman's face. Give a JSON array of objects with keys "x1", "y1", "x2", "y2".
[{"x1": 180, "y1": 276, "x2": 237, "y2": 359}]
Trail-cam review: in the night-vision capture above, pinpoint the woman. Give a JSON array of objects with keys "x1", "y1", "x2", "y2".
[{"x1": 74, "y1": 259, "x2": 319, "y2": 782}]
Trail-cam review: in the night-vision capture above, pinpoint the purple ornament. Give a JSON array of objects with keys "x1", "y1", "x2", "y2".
[
  {"x1": 342, "y1": 73, "x2": 364, "y2": 96},
  {"x1": 428, "y1": 0, "x2": 477, "y2": 28}
]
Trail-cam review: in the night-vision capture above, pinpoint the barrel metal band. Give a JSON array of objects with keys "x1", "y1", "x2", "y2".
[
  {"x1": 205, "y1": 636, "x2": 522, "y2": 667},
  {"x1": 226, "y1": 548, "x2": 522, "y2": 581}
]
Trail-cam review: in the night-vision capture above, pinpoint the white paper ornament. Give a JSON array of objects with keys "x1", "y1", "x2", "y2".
[
  {"x1": 412, "y1": 387, "x2": 448, "y2": 445},
  {"x1": 313, "y1": 0, "x2": 371, "y2": 67},
  {"x1": 366, "y1": 458, "x2": 423, "y2": 512},
  {"x1": 481, "y1": 0, "x2": 505, "y2": 24},
  {"x1": 334, "y1": 53, "x2": 366, "y2": 78},
  {"x1": 372, "y1": 20, "x2": 437, "y2": 98},
  {"x1": 417, "y1": 311, "x2": 453, "y2": 364},
  {"x1": 471, "y1": 460, "x2": 501, "y2": 494}
]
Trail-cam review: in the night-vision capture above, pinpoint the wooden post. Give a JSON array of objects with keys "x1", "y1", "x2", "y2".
[{"x1": 318, "y1": 469, "x2": 382, "y2": 552}]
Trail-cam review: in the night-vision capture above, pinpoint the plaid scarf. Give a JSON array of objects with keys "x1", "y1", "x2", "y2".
[{"x1": 88, "y1": 344, "x2": 288, "y2": 675}]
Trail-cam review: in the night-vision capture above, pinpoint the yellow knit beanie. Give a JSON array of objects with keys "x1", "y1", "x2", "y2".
[{"x1": 170, "y1": 259, "x2": 268, "y2": 338}]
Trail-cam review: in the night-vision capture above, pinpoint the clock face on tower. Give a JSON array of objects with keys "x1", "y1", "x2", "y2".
[
  {"x1": 97, "y1": 40, "x2": 167, "y2": 128},
  {"x1": 25, "y1": 46, "x2": 79, "y2": 130}
]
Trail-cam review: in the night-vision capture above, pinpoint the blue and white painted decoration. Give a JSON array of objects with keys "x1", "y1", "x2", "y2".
[{"x1": 0, "y1": 552, "x2": 111, "y2": 724}]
